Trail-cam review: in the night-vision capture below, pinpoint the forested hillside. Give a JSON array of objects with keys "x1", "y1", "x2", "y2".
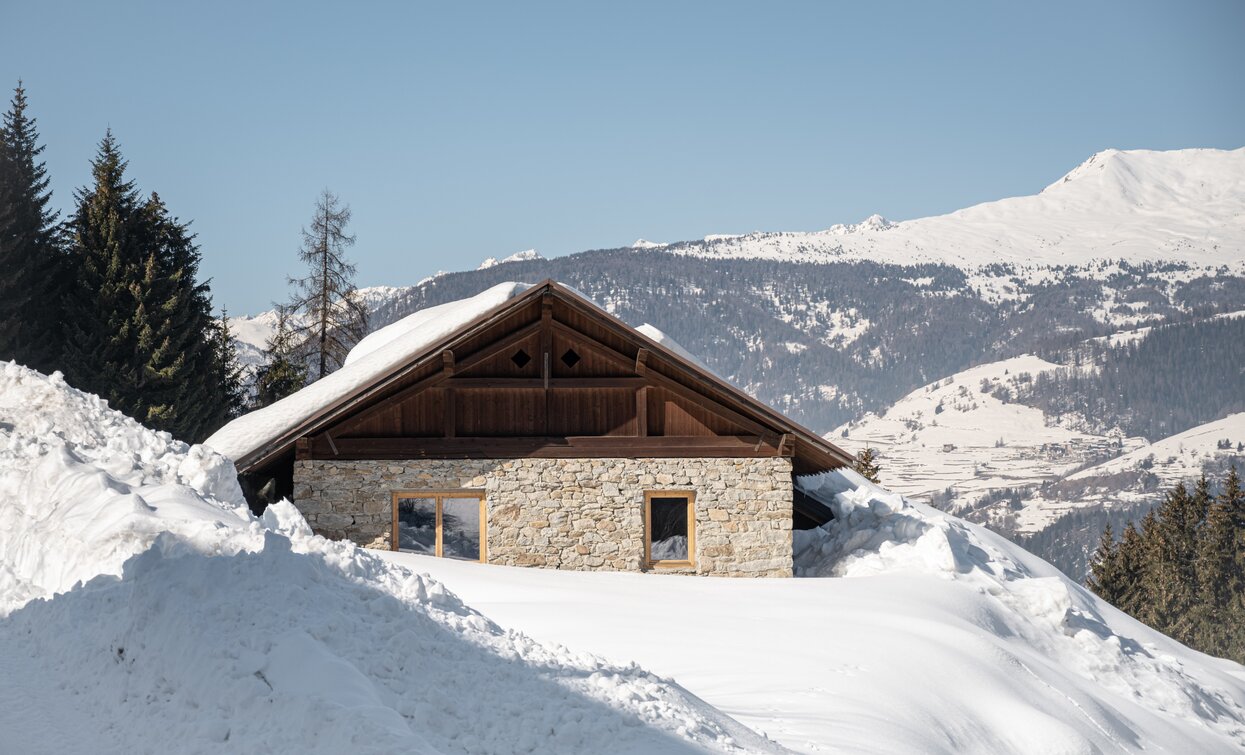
[
  {"x1": 1021, "y1": 316, "x2": 1245, "y2": 439},
  {"x1": 345, "y1": 254, "x2": 1245, "y2": 434}
]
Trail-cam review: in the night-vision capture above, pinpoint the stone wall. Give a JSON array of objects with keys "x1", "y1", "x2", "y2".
[{"x1": 293, "y1": 456, "x2": 794, "y2": 577}]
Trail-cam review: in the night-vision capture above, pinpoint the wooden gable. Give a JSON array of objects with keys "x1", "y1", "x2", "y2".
[{"x1": 250, "y1": 281, "x2": 850, "y2": 476}]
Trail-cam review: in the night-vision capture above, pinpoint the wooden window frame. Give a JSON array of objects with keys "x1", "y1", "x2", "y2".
[
  {"x1": 644, "y1": 490, "x2": 696, "y2": 569},
  {"x1": 391, "y1": 490, "x2": 487, "y2": 563}
]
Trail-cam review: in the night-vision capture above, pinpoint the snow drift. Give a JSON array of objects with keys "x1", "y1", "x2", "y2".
[
  {"x1": 0, "y1": 362, "x2": 778, "y2": 754},
  {"x1": 6, "y1": 360, "x2": 1245, "y2": 753}
]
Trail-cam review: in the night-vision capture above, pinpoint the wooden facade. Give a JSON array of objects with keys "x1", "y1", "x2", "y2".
[{"x1": 237, "y1": 281, "x2": 853, "y2": 509}]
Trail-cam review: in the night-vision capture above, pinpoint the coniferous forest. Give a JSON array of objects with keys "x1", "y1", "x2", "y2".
[
  {"x1": 0, "y1": 83, "x2": 243, "y2": 440},
  {"x1": 1087, "y1": 468, "x2": 1245, "y2": 663},
  {"x1": 0, "y1": 82, "x2": 366, "y2": 439}
]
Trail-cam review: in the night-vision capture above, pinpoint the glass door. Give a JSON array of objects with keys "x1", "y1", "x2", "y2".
[
  {"x1": 441, "y1": 497, "x2": 483, "y2": 561},
  {"x1": 392, "y1": 492, "x2": 485, "y2": 562}
]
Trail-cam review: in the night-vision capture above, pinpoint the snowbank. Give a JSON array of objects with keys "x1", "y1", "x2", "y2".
[
  {"x1": 0, "y1": 362, "x2": 778, "y2": 753},
  {"x1": 790, "y1": 468, "x2": 1245, "y2": 749},
  {"x1": 205, "y1": 282, "x2": 531, "y2": 463}
]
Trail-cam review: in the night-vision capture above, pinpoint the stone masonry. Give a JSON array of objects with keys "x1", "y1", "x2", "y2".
[{"x1": 293, "y1": 456, "x2": 794, "y2": 577}]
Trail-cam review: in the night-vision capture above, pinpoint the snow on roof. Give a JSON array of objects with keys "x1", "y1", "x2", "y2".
[
  {"x1": 635, "y1": 323, "x2": 712, "y2": 374},
  {"x1": 205, "y1": 282, "x2": 532, "y2": 463}
]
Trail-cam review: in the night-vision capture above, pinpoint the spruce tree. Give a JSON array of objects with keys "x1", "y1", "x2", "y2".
[
  {"x1": 253, "y1": 304, "x2": 308, "y2": 407},
  {"x1": 1087, "y1": 524, "x2": 1121, "y2": 604},
  {"x1": 853, "y1": 447, "x2": 882, "y2": 483},
  {"x1": 0, "y1": 82, "x2": 65, "y2": 372},
  {"x1": 1194, "y1": 476, "x2": 1239, "y2": 656},
  {"x1": 63, "y1": 132, "x2": 238, "y2": 440},
  {"x1": 208, "y1": 309, "x2": 247, "y2": 422},
  {"x1": 1087, "y1": 469, "x2": 1245, "y2": 663},
  {"x1": 62, "y1": 131, "x2": 146, "y2": 402},
  {"x1": 287, "y1": 190, "x2": 367, "y2": 380},
  {"x1": 1114, "y1": 521, "x2": 1146, "y2": 616}
]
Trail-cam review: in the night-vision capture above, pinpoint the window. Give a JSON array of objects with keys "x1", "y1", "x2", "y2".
[
  {"x1": 644, "y1": 491, "x2": 695, "y2": 568},
  {"x1": 392, "y1": 491, "x2": 486, "y2": 562}
]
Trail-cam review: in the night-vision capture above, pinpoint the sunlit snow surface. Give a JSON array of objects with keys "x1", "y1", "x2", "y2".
[
  {"x1": 0, "y1": 362, "x2": 777, "y2": 754},
  {"x1": 4, "y1": 361, "x2": 1245, "y2": 753}
]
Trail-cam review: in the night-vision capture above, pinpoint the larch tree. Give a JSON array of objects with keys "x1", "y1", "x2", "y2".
[
  {"x1": 853, "y1": 447, "x2": 882, "y2": 484},
  {"x1": 287, "y1": 190, "x2": 368, "y2": 380},
  {"x1": 0, "y1": 81, "x2": 66, "y2": 372}
]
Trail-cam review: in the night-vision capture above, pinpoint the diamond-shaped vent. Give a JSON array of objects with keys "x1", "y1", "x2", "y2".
[
  {"x1": 511, "y1": 349, "x2": 532, "y2": 368},
  {"x1": 560, "y1": 348, "x2": 581, "y2": 368}
]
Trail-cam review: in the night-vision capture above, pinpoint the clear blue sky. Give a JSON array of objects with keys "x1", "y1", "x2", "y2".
[{"x1": 3, "y1": 0, "x2": 1243, "y2": 313}]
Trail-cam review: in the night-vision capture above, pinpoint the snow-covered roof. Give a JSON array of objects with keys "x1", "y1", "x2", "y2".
[
  {"x1": 205, "y1": 282, "x2": 532, "y2": 463},
  {"x1": 208, "y1": 279, "x2": 853, "y2": 473}
]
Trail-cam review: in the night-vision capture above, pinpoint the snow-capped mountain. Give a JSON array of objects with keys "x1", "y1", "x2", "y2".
[
  {"x1": 661, "y1": 147, "x2": 1245, "y2": 271},
  {"x1": 226, "y1": 147, "x2": 1245, "y2": 577},
  {"x1": 477, "y1": 249, "x2": 545, "y2": 270}
]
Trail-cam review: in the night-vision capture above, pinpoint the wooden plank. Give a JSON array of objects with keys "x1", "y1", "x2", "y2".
[
  {"x1": 541, "y1": 299, "x2": 553, "y2": 434},
  {"x1": 635, "y1": 348, "x2": 649, "y2": 376},
  {"x1": 550, "y1": 320, "x2": 635, "y2": 371},
  {"x1": 553, "y1": 314, "x2": 777, "y2": 442},
  {"x1": 644, "y1": 370, "x2": 776, "y2": 442},
  {"x1": 446, "y1": 377, "x2": 647, "y2": 389},
  {"x1": 444, "y1": 387, "x2": 455, "y2": 438},
  {"x1": 636, "y1": 385, "x2": 648, "y2": 437},
  {"x1": 340, "y1": 321, "x2": 543, "y2": 433},
  {"x1": 310, "y1": 435, "x2": 777, "y2": 460}
]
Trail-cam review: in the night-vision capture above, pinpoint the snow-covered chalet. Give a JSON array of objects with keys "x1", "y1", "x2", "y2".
[{"x1": 207, "y1": 280, "x2": 854, "y2": 577}]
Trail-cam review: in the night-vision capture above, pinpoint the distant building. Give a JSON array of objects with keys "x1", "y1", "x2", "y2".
[{"x1": 210, "y1": 281, "x2": 853, "y2": 577}]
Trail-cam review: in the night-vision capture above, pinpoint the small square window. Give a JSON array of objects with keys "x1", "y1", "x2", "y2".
[
  {"x1": 560, "y1": 348, "x2": 581, "y2": 368},
  {"x1": 511, "y1": 349, "x2": 532, "y2": 368},
  {"x1": 645, "y1": 492, "x2": 694, "y2": 567}
]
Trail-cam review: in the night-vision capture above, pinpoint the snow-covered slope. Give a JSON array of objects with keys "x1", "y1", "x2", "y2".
[
  {"x1": 5, "y1": 362, "x2": 1245, "y2": 752},
  {"x1": 1071, "y1": 412, "x2": 1245, "y2": 485},
  {"x1": 0, "y1": 362, "x2": 778, "y2": 753},
  {"x1": 392, "y1": 469, "x2": 1245, "y2": 753},
  {"x1": 663, "y1": 148, "x2": 1245, "y2": 270}
]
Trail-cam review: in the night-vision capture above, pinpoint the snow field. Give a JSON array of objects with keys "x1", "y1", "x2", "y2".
[
  {"x1": 0, "y1": 362, "x2": 779, "y2": 754},
  {"x1": 5, "y1": 360, "x2": 1245, "y2": 753},
  {"x1": 395, "y1": 470, "x2": 1245, "y2": 752}
]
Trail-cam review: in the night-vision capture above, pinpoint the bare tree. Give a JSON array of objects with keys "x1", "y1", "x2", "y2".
[{"x1": 287, "y1": 189, "x2": 368, "y2": 379}]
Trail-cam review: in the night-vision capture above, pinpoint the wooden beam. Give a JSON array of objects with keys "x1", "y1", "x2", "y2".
[
  {"x1": 310, "y1": 434, "x2": 778, "y2": 460},
  {"x1": 541, "y1": 298, "x2": 553, "y2": 434},
  {"x1": 338, "y1": 320, "x2": 543, "y2": 433},
  {"x1": 636, "y1": 385, "x2": 648, "y2": 437},
  {"x1": 295, "y1": 437, "x2": 312, "y2": 461},
  {"x1": 778, "y1": 433, "x2": 795, "y2": 457},
  {"x1": 635, "y1": 348, "x2": 649, "y2": 376},
  {"x1": 552, "y1": 316, "x2": 778, "y2": 443},
  {"x1": 444, "y1": 387, "x2": 455, "y2": 438},
  {"x1": 441, "y1": 349, "x2": 455, "y2": 376},
  {"x1": 455, "y1": 320, "x2": 542, "y2": 374},
  {"x1": 550, "y1": 320, "x2": 634, "y2": 371},
  {"x1": 644, "y1": 369, "x2": 777, "y2": 443},
  {"x1": 325, "y1": 433, "x2": 340, "y2": 456},
  {"x1": 446, "y1": 377, "x2": 646, "y2": 389}
]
